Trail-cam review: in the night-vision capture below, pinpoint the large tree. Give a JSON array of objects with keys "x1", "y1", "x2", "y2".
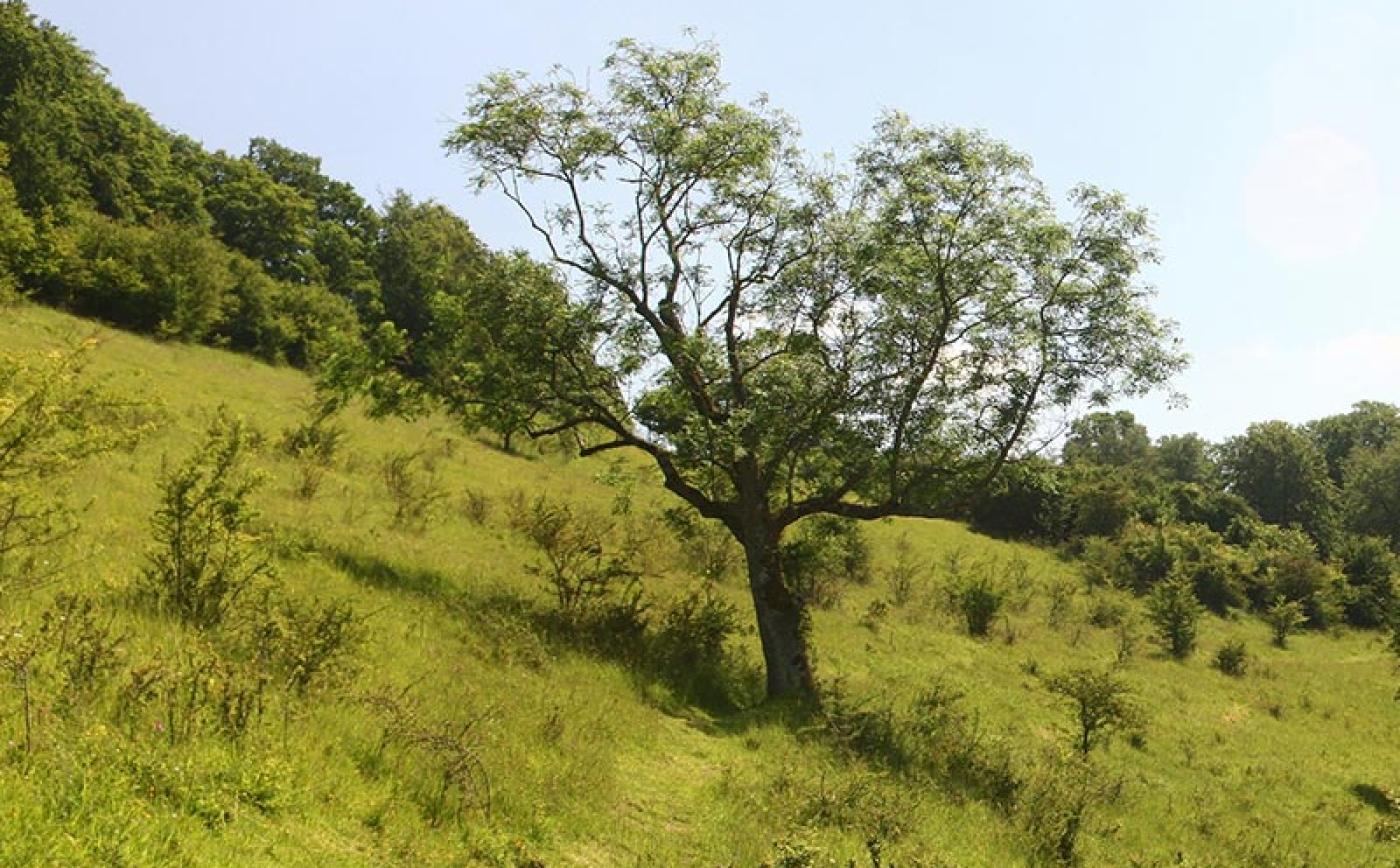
[{"x1": 444, "y1": 39, "x2": 1183, "y2": 699}]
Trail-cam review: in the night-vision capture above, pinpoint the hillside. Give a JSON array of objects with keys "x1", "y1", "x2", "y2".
[{"x1": 0, "y1": 302, "x2": 1394, "y2": 866}]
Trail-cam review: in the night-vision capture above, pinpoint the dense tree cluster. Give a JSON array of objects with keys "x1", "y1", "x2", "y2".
[
  {"x1": 0, "y1": 2, "x2": 561, "y2": 446},
  {"x1": 969, "y1": 405, "x2": 1400, "y2": 633}
]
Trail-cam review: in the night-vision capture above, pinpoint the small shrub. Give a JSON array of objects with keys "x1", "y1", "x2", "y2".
[
  {"x1": 277, "y1": 400, "x2": 344, "y2": 466},
  {"x1": 519, "y1": 496, "x2": 640, "y2": 625},
  {"x1": 46, "y1": 593, "x2": 125, "y2": 702},
  {"x1": 1046, "y1": 578, "x2": 1077, "y2": 628},
  {"x1": 121, "y1": 647, "x2": 269, "y2": 743},
  {"x1": 241, "y1": 592, "x2": 363, "y2": 694},
  {"x1": 1213, "y1": 640, "x2": 1250, "y2": 677},
  {"x1": 290, "y1": 458, "x2": 326, "y2": 501},
  {"x1": 950, "y1": 572, "x2": 1006, "y2": 638},
  {"x1": 1018, "y1": 749, "x2": 1123, "y2": 865},
  {"x1": 381, "y1": 449, "x2": 447, "y2": 531},
  {"x1": 883, "y1": 532, "x2": 924, "y2": 607},
  {"x1": 460, "y1": 488, "x2": 492, "y2": 525},
  {"x1": 361, "y1": 684, "x2": 493, "y2": 825},
  {"x1": 781, "y1": 516, "x2": 873, "y2": 609},
  {"x1": 1146, "y1": 577, "x2": 1202, "y2": 659},
  {"x1": 140, "y1": 411, "x2": 273, "y2": 628},
  {"x1": 1086, "y1": 595, "x2": 1128, "y2": 628},
  {"x1": 1113, "y1": 615, "x2": 1143, "y2": 665},
  {"x1": 860, "y1": 599, "x2": 890, "y2": 631},
  {"x1": 1043, "y1": 665, "x2": 1143, "y2": 755},
  {"x1": 663, "y1": 507, "x2": 742, "y2": 584},
  {"x1": 1265, "y1": 599, "x2": 1306, "y2": 648}
]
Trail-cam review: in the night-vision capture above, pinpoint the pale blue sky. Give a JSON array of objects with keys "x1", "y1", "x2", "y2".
[{"x1": 31, "y1": 1, "x2": 1400, "y2": 441}]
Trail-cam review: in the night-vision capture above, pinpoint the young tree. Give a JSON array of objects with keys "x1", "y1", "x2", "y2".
[{"x1": 440, "y1": 39, "x2": 1183, "y2": 699}]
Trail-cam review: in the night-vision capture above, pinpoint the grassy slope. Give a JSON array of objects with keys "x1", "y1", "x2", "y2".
[{"x1": 0, "y1": 303, "x2": 1396, "y2": 866}]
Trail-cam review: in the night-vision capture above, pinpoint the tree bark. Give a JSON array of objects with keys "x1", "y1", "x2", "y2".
[{"x1": 741, "y1": 527, "x2": 817, "y2": 701}]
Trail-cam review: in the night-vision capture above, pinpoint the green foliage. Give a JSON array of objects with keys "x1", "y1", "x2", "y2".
[
  {"x1": 379, "y1": 449, "x2": 446, "y2": 531},
  {"x1": 1043, "y1": 665, "x2": 1143, "y2": 755},
  {"x1": 1212, "y1": 640, "x2": 1250, "y2": 677},
  {"x1": 518, "y1": 495, "x2": 642, "y2": 630},
  {"x1": 1145, "y1": 577, "x2": 1202, "y2": 659},
  {"x1": 1220, "y1": 421, "x2": 1339, "y2": 553},
  {"x1": 651, "y1": 584, "x2": 742, "y2": 706},
  {"x1": 781, "y1": 515, "x2": 873, "y2": 609},
  {"x1": 1154, "y1": 432, "x2": 1218, "y2": 485},
  {"x1": 1063, "y1": 410, "x2": 1152, "y2": 469},
  {"x1": 1342, "y1": 440, "x2": 1400, "y2": 551},
  {"x1": 1265, "y1": 599, "x2": 1306, "y2": 648},
  {"x1": 1017, "y1": 749, "x2": 1123, "y2": 865},
  {"x1": 0, "y1": 338, "x2": 152, "y2": 586},
  {"x1": 1335, "y1": 534, "x2": 1396, "y2": 629},
  {"x1": 241, "y1": 591, "x2": 362, "y2": 695},
  {"x1": 140, "y1": 410, "x2": 272, "y2": 628}
]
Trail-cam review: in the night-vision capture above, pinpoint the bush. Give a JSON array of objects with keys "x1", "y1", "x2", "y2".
[
  {"x1": 883, "y1": 532, "x2": 924, "y2": 607},
  {"x1": 781, "y1": 515, "x2": 872, "y2": 608},
  {"x1": 1145, "y1": 577, "x2": 1202, "y2": 659},
  {"x1": 380, "y1": 449, "x2": 447, "y2": 531},
  {"x1": 0, "y1": 339, "x2": 153, "y2": 587},
  {"x1": 278, "y1": 399, "x2": 345, "y2": 466},
  {"x1": 1043, "y1": 665, "x2": 1143, "y2": 755},
  {"x1": 947, "y1": 566, "x2": 1006, "y2": 638},
  {"x1": 519, "y1": 496, "x2": 642, "y2": 629},
  {"x1": 1336, "y1": 535, "x2": 1397, "y2": 629},
  {"x1": 140, "y1": 411, "x2": 272, "y2": 628},
  {"x1": 1265, "y1": 599, "x2": 1306, "y2": 648},
  {"x1": 1018, "y1": 749, "x2": 1123, "y2": 865},
  {"x1": 651, "y1": 585, "x2": 741, "y2": 705},
  {"x1": 1213, "y1": 640, "x2": 1250, "y2": 677},
  {"x1": 241, "y1": 592, "x2": 362, "y2": 694}
]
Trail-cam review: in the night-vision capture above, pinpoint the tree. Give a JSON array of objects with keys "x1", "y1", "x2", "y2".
[
  {"x1": 1306, "y1": 401, "x2": 1400, "y2": 484},
  {"x1": 1043, "y1": 666, "x2": 1142, "y2": 755},
  {"x1": 1154, "y1": 432, "x2": 1217, "y2": 485},
  {"x1": 1220, "y1": 421, "x2": 1338, "y2": 553},
  {"x1": 443, "y1": 38, "x2": 1183, "y2": 699},
  {"x1": 1342, "y1": 440, "x2": 1400, "y2": 551},
  {"x1": 1062, "y1": 410, "x2": 1152, "y2": 468}
]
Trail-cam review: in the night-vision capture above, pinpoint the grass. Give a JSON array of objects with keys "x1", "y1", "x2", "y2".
[{"x1": 0, "y1": 301, "x2": 1397, "y2": 866}]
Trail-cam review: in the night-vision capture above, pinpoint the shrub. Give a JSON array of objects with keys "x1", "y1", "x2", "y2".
[
  {"x1": 1043, "y1": 665, "x2": 1143, "y2": 755},
  {"x1": 1336, "y1": 535, "x2": 1397, "y2": 629},
  {"x1": 883, "y1": 532, "x2": 924, "y2": 607},
  {"x1": 241, "y1": 592, "x2": 362, "y2": 694},
  {"x1": 277, "y1": 399, "x2": 345, "y2": 466},
  {"x1": 1018, "y1": 749, "x2": 1123, "y2": 865},
  {"x1": 1213, "y1": 640, "x2": 1250, "y2": 677},
  {"x1": 662, "y1": 506, "x2": 741, "y2": 583},
  {"x1": 0, "y1": 339, "x2": 153, "y2": 587},
  {"x1": 1265, "y1": 599, "x2": 1306, "y2": 648},
  {"x1": 781, "y1": 515, "x2": 872, "y2": 608},
  {"x1": 651, "y1": 585, "x2": 739, "y2": 698},
  {"x1": 1146, "y1": 577, "x2": 1202, "y2": 659},
  {"x1": 948, "y1": 569, "x2": 1006, "y2": 638},
  {"x1": 381, "y1": 449, "x2": 448, "y2": 531},
  {"x1": 140, "y1": 411, "x2": 273, "y2": 628},
  {"x1": 360, "y1": 684, "x2": 493, "y2": 825},
  {"x1": 519, "y1": 496, "x2": 642, "y2": 630}
]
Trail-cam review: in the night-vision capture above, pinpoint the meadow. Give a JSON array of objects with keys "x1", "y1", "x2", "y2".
[{"x1": 0, "y1": 302, "x2": 1396, "y2": 866}]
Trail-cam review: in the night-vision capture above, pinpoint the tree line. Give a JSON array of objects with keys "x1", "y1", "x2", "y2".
[
  {"x1": 0, "y1": 0, "x2": 561, "y2": 447},
  {"x1": 969, "y1": 405, "x2": 1399, "y2": 634}
]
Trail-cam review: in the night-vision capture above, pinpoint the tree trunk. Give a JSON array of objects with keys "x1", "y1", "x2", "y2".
[{"x1": 741, "y1": 529, "x2": 817, "y2": 701}]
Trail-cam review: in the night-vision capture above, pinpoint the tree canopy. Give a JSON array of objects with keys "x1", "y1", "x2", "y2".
[{"x1": 444, "y1": 37, "x2": 1185, "y2": 698}]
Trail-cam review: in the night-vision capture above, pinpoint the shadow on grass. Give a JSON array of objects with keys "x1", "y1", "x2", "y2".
[
  {"x1": 1352, "y1": 783, "x2": 1398, "y2": 814},
  {"x1": 320, "y1": 543, "x2": 454, "y2": 600}
]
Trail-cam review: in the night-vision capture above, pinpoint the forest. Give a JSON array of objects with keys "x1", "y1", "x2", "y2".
[{"x1": 0, "y1": 2, "x2": 1397, "y2": 864}]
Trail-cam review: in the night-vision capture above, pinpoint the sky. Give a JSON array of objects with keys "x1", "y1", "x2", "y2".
[{"x1": 29, "y1": 0, "x2": 1400, "y2": 442}]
